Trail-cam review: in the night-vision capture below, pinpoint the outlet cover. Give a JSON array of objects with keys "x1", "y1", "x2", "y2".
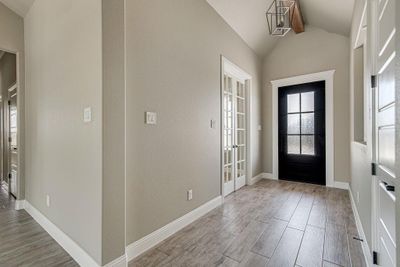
[{"x1": 145, "y1": 112, "x2": 157, "y2": 125}]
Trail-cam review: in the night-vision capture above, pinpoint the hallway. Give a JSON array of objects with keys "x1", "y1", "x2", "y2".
[
  {"x1": 0, "y1": 187, "x2": 77, "y2": 266},
  {"x1": 130, "y1": 180, "x2": 366, "y2": 267}
]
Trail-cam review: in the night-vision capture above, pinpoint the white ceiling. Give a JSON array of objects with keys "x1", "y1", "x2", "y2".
[
  {"x1": 206, "y1": 0, "x2": 355, "y2": 56},
  {"x1": 0, "y1": 0, "x2": 35, "y2": 17}
]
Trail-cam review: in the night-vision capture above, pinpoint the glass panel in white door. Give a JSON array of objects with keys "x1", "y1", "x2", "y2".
[
  {"x1": 223, "y1": 75, "x2": 234, "y2": 196},
  {"x1": 235, "y1": 81, "x2": 246, "y2": 190},
  {"x1": 223, "y1": 75, "x2": 247, "y2": 196}
]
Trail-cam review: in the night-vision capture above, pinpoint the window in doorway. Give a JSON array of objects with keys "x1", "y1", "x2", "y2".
[{"x1": 287, "y1": 92, "x2": 315, "y2": 155}]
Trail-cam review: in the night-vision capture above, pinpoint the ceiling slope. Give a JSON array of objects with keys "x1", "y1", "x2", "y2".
[
  {"x1": 206, "y1": 0, "x2": 354, "y2": 56},
  {"x1": 0, "y1": 0, "x2": 35, "y2": 17}
]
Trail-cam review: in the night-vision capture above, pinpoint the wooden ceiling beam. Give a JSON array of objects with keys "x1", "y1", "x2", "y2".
[{"x1": 291, "y1": 1, "x2": 304, "y2": 34}]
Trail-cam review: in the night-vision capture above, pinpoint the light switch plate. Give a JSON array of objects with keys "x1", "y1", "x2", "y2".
[
  {"x1": 145, "y1": 112, "x2": 157, "y2": 125},
  {"x1": 46, "y1": 195, "x2": 51, "y2": 207},
  {"x1": 83, "y1": 107, "x2": 92, "y2": 123},
  {"x1": 187, "y1": 189, "x2": 193, "y2": 201}
]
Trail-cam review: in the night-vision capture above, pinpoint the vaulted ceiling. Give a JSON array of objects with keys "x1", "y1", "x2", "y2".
[
  {"x1": 0, "y1": 0, "x2": 35, "y2": 17},
  {"x1": 206, "y1": 0, "x2": 355, "y2": 56}
]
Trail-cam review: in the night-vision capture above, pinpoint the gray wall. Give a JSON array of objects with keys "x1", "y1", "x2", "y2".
[
  {"x1": 24, "y1": 0, "x2": 103, "y2": 263},
  {"x1": 125, "y1": 0, "x2": 263, "y2": 244},
  {"x1": 349, "y1": 0, "x2": 372, "y2": 248},
  {"x1": 262, "y1": 26, "x2": 351, "y2": 182},
  {"x1": 102, "y1": 0, "x2": 126, "y2": 264},
  {"x1": 0, "y1": 2, "x2": 24, "y2": 200}
]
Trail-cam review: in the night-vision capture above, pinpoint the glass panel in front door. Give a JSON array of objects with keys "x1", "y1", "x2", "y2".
[{"x1": 286, "y1": 92, "x2": 315, "y2": 156}]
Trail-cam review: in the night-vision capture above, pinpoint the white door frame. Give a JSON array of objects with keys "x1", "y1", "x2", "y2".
[
  {"x1": 220, "y1": 56, "x2": 252, "y2": 197},
  {"x1": 0, "y1": 46, "x2": 21, "y2": 202},
  {"x1": 271, "y1": 70, "x2": 335, "y2": 187}
]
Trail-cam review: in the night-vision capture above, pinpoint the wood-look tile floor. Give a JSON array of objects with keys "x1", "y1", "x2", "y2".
[
  {"x1": 130, "y1": 180, "x2": 366, "y2": 267},
  {"x1": 0, "y1": 186, "x2": 78, "y2": 267}
]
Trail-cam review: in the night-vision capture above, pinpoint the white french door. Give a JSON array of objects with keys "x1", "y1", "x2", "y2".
[
  {"x1": 372, "y1": 0, "x2": 397, "y2": 265},
  {"x1": 223, "y1": 74, "x2": 247, "y2": 196}
]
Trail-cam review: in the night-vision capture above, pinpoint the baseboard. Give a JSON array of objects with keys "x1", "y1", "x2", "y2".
[
  {"x1": 24, "y1": 201, "x2": 101, "y2": 267},
  {"x1": 126, "y1": 195, "x2": 223, "y2": 262},
  {"x1": 349, "y1": 189, "x2": 373, "y2": 267},
  {"x1": 331, "y1": 181, "x2": 350, "y2": 190},
  {"x1": 103, "y1": 254, "x2": 127, "y2": 267},
  {"x1": 262, "y1": 173, "x2": 276, "y2": 180},
  {"x1": 15, "y1": 199, "x2": 25, "y2": 210},
  {"x1": 249, "y1": 173, "x2": 264, "y2": 185}
]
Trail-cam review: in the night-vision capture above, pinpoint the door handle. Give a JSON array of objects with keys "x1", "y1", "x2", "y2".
[{"x1": 383, "y1": 182, "x2": 395, "y2": 192}]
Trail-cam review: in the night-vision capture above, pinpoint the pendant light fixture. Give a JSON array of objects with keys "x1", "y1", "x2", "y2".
[{"x1": 266, "y1": 0, "x2": 296, "y2": 36}]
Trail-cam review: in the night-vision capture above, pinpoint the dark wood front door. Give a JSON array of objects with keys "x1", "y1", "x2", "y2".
[{"x1": 278, "y1": 81, "x2": 326, "y2": 185}]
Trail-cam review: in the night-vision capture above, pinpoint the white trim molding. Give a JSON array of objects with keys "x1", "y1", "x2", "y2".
[
  {"x1": 103, "y1": 255, "x2": 127, "y2": 267},
  {"x1": 126, "y1": 196, "x2": 223, "y2": 262},
  {"x1": 24, "y1": 201, "x2": 101, "y2": 267},
  {"x1": 331, "y1": 181, "x2": 350, "y2": 190},
  {"x1": 250, "y1": 173, "x2": 277, "y2": 185},
  {"x1": 249, "y1": 173, "x2": 264, "y2": 185},
  {"x1": 271, "y1": 70, "x2": 335, "y2": 187},
  {"x1": 349, "y1": 189, "x2": 373, "y2": 267},
  {"x1": 14, "y1": 199, "x2": 25, "y2": 210}
]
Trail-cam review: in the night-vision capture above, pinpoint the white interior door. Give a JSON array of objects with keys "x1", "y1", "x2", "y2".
[
  {"x1": 373, "y1": 0, "x2": 396, "y2": 265},
  {"x1": 223, "y1": 74, "x2": 247, "y2": 196}
]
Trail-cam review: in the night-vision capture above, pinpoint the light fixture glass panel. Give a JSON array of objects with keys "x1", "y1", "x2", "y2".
[
  {"x1": 288, "y1": 135, "x2": 300, "y2": 154},
  {"x1": 287, "y1": 93, "x2": 300, "y2": 113},
  {"x1": 287, "y1": 114, "x2": 300, "y2": 134},
  {"x1": 301, "y1": 92, "x2": 314, "y2": 112},
  {"x1": 301, "y1": 113, "x2": 314, "y2": 134},
  {"x1": 301, "y1": 136, "x2": 315, "y2": 155}
]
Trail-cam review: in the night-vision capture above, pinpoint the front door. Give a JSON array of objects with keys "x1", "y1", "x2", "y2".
[
  {"x1": 373, "y1": 0, "x2": 397, "y2": 264},
  {"x1": 278, "y1": 81, "x2": 326, "y2": 185},
  {"x1": 223, "y1": 74, "x2": 247, "y2": 196}
]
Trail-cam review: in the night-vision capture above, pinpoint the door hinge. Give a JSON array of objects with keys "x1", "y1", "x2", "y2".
[
  {"x1": 371, "y1": 75, "x2": 377, "y2": 88},
  {"x1": 8, "y1": 137, "x2": 11, "y2": 143},
  {"x1": 7, "y1": 100, "x2": 10, "y2": 105},
  {"x1": 8, "y1": 173, "x2": 11, "y2": 179},
  {"x1": 371, "y1": 163, "x2": 377, "y2": 176},
  {"x1": 373, "y1": 251, "x2": 378, "y2": 265}
]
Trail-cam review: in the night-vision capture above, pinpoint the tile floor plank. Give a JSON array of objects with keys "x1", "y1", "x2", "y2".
[
  {"x1": 266, "y1": 227, "x2": 303, "y2": 267},
  {"x1": 324, "y1": 223, "x2": 351, "y2": 266},
  {"x1": 296, "y1": 225, "x2": 325, "y2": 267},
  {"x1": 251, "y1": 218, "x2": 287, "y2": 257},
  {"x1": 224, "y1": 220, "x2": 267, "y2": 262}
]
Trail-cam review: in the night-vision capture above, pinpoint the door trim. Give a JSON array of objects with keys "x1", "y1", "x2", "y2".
[
  {"x1": 271, "y1": 70, "x2": 335, "y2": 187},
  {"x1": 220, "y1": 56, "x2": 252, "y2": 198}
]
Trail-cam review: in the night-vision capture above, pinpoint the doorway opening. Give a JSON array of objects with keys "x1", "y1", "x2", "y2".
[
  {"x1": 278, "y1": 81, "x2": 326, "y2": 185},
  {"x1": 221, "y1": 57, "x2": 251, "y2": 197},
  {"x1": 0, "y1": 50, "x2": 18, "y2": 199}
]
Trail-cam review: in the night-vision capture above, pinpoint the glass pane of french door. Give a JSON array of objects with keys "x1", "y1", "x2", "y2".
[
  {"x1": 223, "y1": 75, "x2": 246, "y2": 196},
  {"x1": 223, "y1": 75, "x2": 234, "y2": 196}
]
